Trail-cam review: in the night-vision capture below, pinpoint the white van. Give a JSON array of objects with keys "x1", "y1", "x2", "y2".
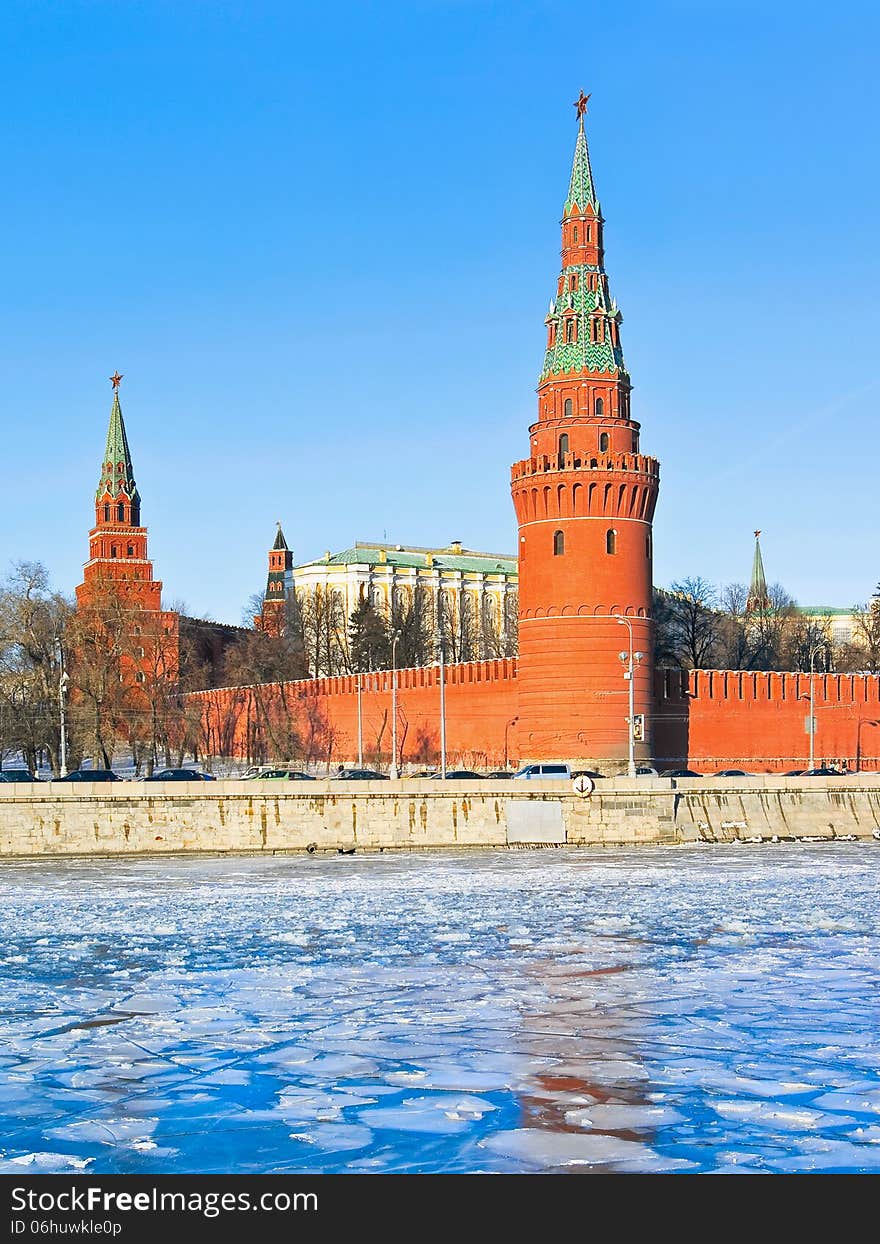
[{"x1": 512, "y1": 763, "x2": 572, "y2": 780}]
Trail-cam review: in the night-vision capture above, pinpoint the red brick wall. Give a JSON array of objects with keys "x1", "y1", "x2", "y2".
[
  {"x1": 188, "y1": 661, "x2": 880, "y2": 773},
  {"x1": 654, "y1": 668, "x2": 880, "y2": 772},
  {"x1": 191, "y1": 659, "x2": 520, "y2": 770}
]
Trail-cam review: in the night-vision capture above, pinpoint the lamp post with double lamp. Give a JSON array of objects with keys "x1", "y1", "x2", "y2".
[
  {"x1": 438, "y1": 638, "x2": 447, "y2": 780},
  {"x1": 807, "y1": 644, "x2": 826, "y2": 771},
  {"x1": 616, "y1": 617, "x2": 644, "y2": 779},
  {"x1": 356, "y1": 673, "x2": 363, "y2": 769},
  {"x1": 59, "y1": 670, "x2": 70, "y2": 779},
  {"x1": 390, "y1": 632, "x2": 400, "y2": 779}
]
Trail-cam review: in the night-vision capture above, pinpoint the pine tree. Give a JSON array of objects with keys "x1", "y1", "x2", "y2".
[{"x1": 349, "y1": 599, "x2": 390, "y2": 672}]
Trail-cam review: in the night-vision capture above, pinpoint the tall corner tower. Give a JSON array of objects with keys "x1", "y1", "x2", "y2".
[
  {"x1": 76, "y1": 374, "x2": 163, "y2": 612},
  {"x1": 256, "y1": 522, "x2": 294, "y2": 634},
  {"x1": 511, "y1": 95, "x2": 660, "y2": 767}
]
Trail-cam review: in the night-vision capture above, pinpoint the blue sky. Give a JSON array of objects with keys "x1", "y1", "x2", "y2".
[{"x1": 0, "y1": 1, "x2": 877, "y2": 623}]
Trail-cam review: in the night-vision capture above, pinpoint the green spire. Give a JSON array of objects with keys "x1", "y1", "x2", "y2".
[
  {"x1": 748, "y1": 531, "x2": 769, "y2": 610},
  {"x1": 564, "y1": 117, "x2": 597, "y2": 214},
  {"x1": 97, "y1": 388, "x2": 139, "y2": 503}
]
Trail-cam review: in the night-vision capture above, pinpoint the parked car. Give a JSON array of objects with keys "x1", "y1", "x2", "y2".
[
  {"x1": 801, "y1": 767, "x2": 850, "y2": 777},
  {"x1": 714, "y1": 769, "x2": 753, "y2": 777},
  {"x1": 59, "y1": 769, "x2": 119, "y2": 782},
  {"x1": 0, "y1": 769, "x2": 39, "y2": 782},
  {"x1": 513, "y1": 763, "x2": 572, "y2": 780},
  {"x1": 783, "y1": 769, "x2": 805, "y2": 776},
  {"x1": 335, "y1": 768, "x2": 388, "y2": 780},
  {"x1": 430, "y1": 770, "x2": 483, "y2": 780},
  {"x1": 635, "y1": 766, "x2": 659, "y2": 777},
  {"x1": 660, "y1": 769, "x2": 703, "y2": 778},
  {"x1": 245, "y1": 768, "x2": 313, "y2": 781},
  {"x1": 571, "y1": 769, "x2": 604, "y2": 780},
  {"x1": 484, "y1": 770, "x2": 515, "y2": 779},
  {"x1": 144, "y1": 769, "x2": 213, "y2": 782}
]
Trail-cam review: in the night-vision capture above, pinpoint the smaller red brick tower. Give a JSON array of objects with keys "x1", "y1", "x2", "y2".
[
  {"x1": 256, "y1": 522, "x2": 294, "y2": 635},
  {"x1": 76, "y1": 374, "x2": 163, "y2": 611},
  {"x1": 511, "y1": 95, "x2": 660, "y2": 767}
]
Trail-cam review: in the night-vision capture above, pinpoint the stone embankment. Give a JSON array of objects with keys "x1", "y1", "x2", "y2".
[{"x1": 1, "y1": 776, "x2": 879, "y2": 858}]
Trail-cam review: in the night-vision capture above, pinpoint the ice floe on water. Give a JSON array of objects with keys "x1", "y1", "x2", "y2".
[{"x1": 0, "y1": 845, "x2": 878, "y2": 1172}]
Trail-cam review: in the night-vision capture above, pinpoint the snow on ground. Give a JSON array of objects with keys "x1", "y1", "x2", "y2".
[{"x1": 0, "y1": 845, "x2": 878, "y2": 1173}]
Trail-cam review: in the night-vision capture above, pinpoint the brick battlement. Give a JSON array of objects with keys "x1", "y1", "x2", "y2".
[{"x1": 511, "y1": 452, "x2": 659, "y2": 482}]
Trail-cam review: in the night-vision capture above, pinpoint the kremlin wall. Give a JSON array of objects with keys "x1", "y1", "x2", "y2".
[{"x1": 78, "y1": 103, "x2": 880, "y2": 775}]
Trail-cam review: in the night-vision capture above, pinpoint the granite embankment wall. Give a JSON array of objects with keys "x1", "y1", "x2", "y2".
[{"x1": 1, "y1": 777, "x2": 879, "y2": 858}]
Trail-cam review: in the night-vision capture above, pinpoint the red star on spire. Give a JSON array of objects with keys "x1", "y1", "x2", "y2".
[
  {"x1": 110, "y1": 371, "x2": 123, "y2": 390},
  {"x1": 574, "y1": 90, "x2": 591, "y2": 121}
]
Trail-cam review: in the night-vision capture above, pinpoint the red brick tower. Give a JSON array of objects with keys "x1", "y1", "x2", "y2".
[
  {"x1": 511, "y1": 95, "x2": 660, "y2": 767},
  {"x1": 256, "y1": 522, "x2": 294, "y2": 635},
  {"x1": 76, "y1": 374, "x2": 163, "y2": 612}
]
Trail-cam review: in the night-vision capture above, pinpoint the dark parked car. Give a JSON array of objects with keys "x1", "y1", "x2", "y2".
[
  {"x1": 335, "y1": 768, "x2": 388, "y2": 780},
  {"x1": 714, "y1": 769, "x2": 753, "y2": 777},
  {"x1": 783, "y1": 769, "x2": 804, "y2": 776},
  {"x1": 660, "y1": 769, "x2": 703, "y2": 778},
  {"x1": 0, "y1": 769, "x2": 39, "y2": 782},
  {"x1": 144, "y1": 769, "x2": 213, "y2": 782},
  {"x1": 430, "y1": 770, "x2": 483, "y2": 780},
  {"x1": 287, "y1": 771, "x2": 316, "y2": 781},
  {"x1": 484, "y1": 770, "x2": 515, "y2": 779},
  {"x1": 571, "y1": 769, "x2": 604, "y2": 780},
  {"x1": 60, "y1": 769, "x2": 119, "y2": 782},
  {"x1": 801, "y1": 767, "x2": 850, "y2": 777}
]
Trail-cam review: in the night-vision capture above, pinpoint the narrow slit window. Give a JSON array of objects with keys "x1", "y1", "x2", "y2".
[
  {"x1": 606, "y1": 529, "x2": 617, "y2": 555},
  {"x1": 553, "y1": 530, "x2": 565, "y2": 556},
  {"x1": 599, "y1": 432, "x2": 609, "y2": 452},
  {"x1": 558, "y1": 434, "x2": 569, "y2": 463},
  {"x1": 563, "y1": 397, "x2": 573, "y2": 417},
  {"x1": 595, "y1": 397, "x2": 604, "y2": 416}
]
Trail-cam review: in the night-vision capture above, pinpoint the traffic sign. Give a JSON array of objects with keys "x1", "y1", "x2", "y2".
[{"x1": 572, "y1": 774, "x2": 594, "y2": 797}]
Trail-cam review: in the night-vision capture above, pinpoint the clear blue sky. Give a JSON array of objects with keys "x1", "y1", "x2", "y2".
[{"x1": 1, "y1": 1, "x2": 877, "y2": 623}]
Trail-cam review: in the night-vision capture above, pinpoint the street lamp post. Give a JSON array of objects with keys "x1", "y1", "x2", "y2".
[
  {"x1": 390, "y1": 633, "x2": 400, "y2": 779},
  {"x1": 356, "y1": 673, "x2": 363, "y2": 769},
  {"x1": 438, "y1": 639, "x2": 447, "y2": 780},
  {"x1": 616, "y1": 617, "x2": 643, "y2": 779},
  {"x1": 59, "y1": 670, "x2": 70, "y2": 778},
  {"x1": 808, "y1": 645, "x2": 825, "y2": 771}
]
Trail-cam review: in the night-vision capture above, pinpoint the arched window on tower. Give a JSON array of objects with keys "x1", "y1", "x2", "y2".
[
  {"x1": 117, "y1": 503, "x2": 125, "y2": 522},
  {"x1": 599, "y1": 432, "x2": 609, "y2": 452},
  {"x1": 103, "y1": 504, "x2": 110, "y2": 522},
  {"x1": 606, "y1": 529, "x2": 617, "y2": 555},
  {"x1": 573, "y1": 225, "x2": 579, "y2": 243},
  {"x1": 553, "y1": 530, "x2": 565, "y2": 556},
  {"x1": 110, "y1": 545, "x2": 118, "y2": 558},
  {"x1": 563, "y1": 397, "x2": 573, "y2": 417},
  {"x1": 586, "y1": 223, "x2": 592, "y2": 241},
  {"x1": 564, "y1": 318, "x2": 575, "y2": 344},
  {"x1": 558, "y1": 434, "x2": 569, "y2": 466},
  {"x1": 632, "y1": 431, "x2": 639, "y2": 452},
  {"x1": 127, "y1": 544, "x2": 134, "y2": 557},
  {"x1": 595, "y1": 397, "x2": 604, "y2": 417},
  {"x1": 646, "y1": 533, "x2": 652, "y2": 559}
]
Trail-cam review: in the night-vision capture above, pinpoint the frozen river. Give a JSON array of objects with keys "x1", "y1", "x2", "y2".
[{"x1": 0, "y1": 845, "x2": 878, "y2": 1174}]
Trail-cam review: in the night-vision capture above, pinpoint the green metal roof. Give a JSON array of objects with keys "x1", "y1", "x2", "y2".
[
  {"x1": 797, "y1": 606, "x2": 856, "y2": 618},
  {"x1": 564, "y1": 118, "x2": 598, "y2": 214},
  {"x1": 298, "y1": 544, "x2": 517, "y2": 576},
  {"x1": 96, "y1": 390, "x2": 139, "y2": 503}
]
